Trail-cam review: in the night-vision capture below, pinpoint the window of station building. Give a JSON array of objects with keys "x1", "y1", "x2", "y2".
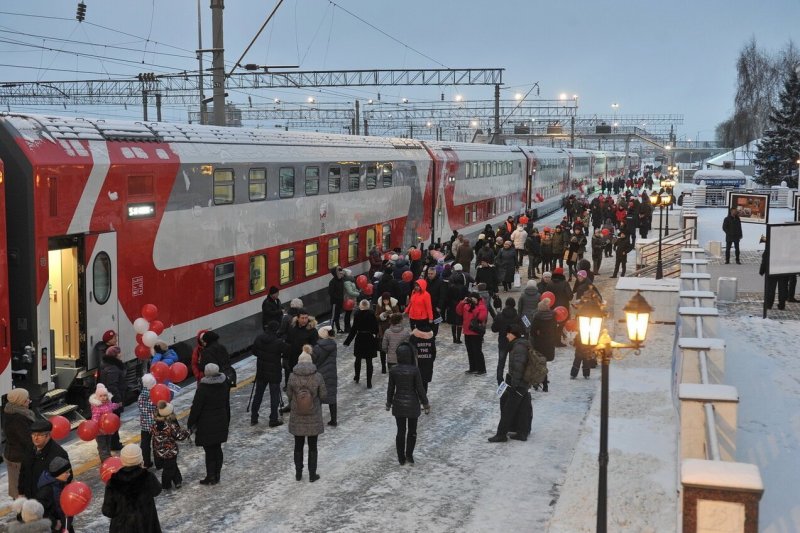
[
  {"x1": 328, "y1": 237, "x2": 340, "y2": 269},
  {"x1": 328, "y1": 167, "x2": 341, "y2": 193},
  {"x1": 366, "y1": 228, "x2": 376, "y2": 251},
  {"x1": 213, "y1": 169, "x2": 234, "y2": 205},
  {"x1": 382, "y1": 163, "x2": 393, "y2": 187},
  {"x1": 305, "y1": 167, "x2": 320, "y2": 196},
  {"x1": 347, "y1": 233, "x2": 359, "y2": 263},
  {"x1": 92, "y1": 252, "x2": 112, "y2": 305},
  {"x1": 382, "y1": 223, "x2": 391, "y2": 251},
  {"x1": 279, "y1": 249, "x2": 294, "y2": 285},
  {"x1": 248, "y1": 168, "x2": 267, "y2": 201},
  {"x1": 214, "y1": 262, "x2": 235, "y2": 306},
  {"x1": 349, "y1": 165, "x2": 361, "y2": 191},
  {"x1": 305, "y1": 243, "x2": 319, "y2": 277},
  {"x1": 366, "y1": 165, "x2": 378, "y2": 189},
  {"x1": 249, "y1": 255, "x2": 266, "y2": 294},
  {"x1": 279, "y1": 167, "x2": 295, "y2": 198}
]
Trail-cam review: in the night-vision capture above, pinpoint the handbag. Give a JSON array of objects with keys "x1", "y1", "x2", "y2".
[
  {"x1": 469, "y1": 317, "x2": 486, "y2": 336},
  {"x1": 223, "y1": 365, "x2": 237, "y2": 388}
]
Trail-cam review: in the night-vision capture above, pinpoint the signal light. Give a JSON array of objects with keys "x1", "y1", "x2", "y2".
[{"x1": 76, "y1": 2, "x2": 87, "y2": 22}]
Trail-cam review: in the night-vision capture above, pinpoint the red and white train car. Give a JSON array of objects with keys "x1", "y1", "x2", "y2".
[{"x1": 0, "y1": 160, "x2": 11, "y2": 399}]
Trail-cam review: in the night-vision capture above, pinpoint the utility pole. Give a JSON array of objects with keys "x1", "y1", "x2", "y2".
[
  {"x1": 156, "y1": 93, "x2": 162, "y2": 122},
  {"x1": 354, "y1": 100, "x2": 360, "y2": 135},
  {"x1": 142, "y1": 91, "x2": 148, "y2": 121},
  {"x1": 493, "y1": 84, "x2": 500, "y2": 138},
  {"x1": 197, "y1": 0, "x2": 207, "y2": 124},
  {"x1": 211, "y1": 0, "x2": 226, "y2": 126}
]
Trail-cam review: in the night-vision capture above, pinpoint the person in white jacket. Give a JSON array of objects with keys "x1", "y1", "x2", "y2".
[{"x1": 510, "y1": 224, "x2": 528, "y2": 269}]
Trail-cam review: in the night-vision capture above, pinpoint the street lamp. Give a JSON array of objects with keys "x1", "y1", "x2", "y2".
[
  {"x1": 649, "y1": 191, "x2": 673, "y2": 279},
  {"x1": 575, "y1": 290, "x2": 653, "y2": 533}
]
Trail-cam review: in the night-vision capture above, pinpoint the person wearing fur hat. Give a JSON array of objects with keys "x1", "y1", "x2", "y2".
[
  {"x1": 312, "y1": 327, "x2": 338, "y2": 426},
  {"x1": 102, "y1": 444, "x2": 162, "y2": 532},
  {"x1": 386, "y1": 342, "x2": 430, "y2": 465},
  {"x1": 278, "y1": 298, "x2": 304, "y2": 339},
  {"x1": 18, "y1": 420, "x2": 70, "y2": 500},
  {"x1": 283, "y1": 310, "x2": 319, "y2": 396},
  {"x1": 344, "y1": 300, "x2": 379, "y2": 388},
  {"x1": 251, "y1": 320, "x2": 290, "y2": 427},
  {"x1": 98, "y1": 344, "x2": 126, "y2": 452},
  {"x1": 517, "y1": 279, "x2": 541, "y2": 326},
  {"x1": 8, "y1": 498, "x2": 51, "y2": 533},
  {"x1": 138, "y1": 374, "x2": 159, "y2": 468},
  {"x1": 90, "y1": 383, "x2": 122, "y2": 462},
  {"x1": 35, "y1": 456, "x2": 72, "y2": 532},
  {"x1": 375, "y1": 292, "x2": 400, "y2": 373},
  {"x1": 188, "y1": 363, "x2": 231, "y2": 485},
  {"x1": 408, "y1": 322, "x2": 436, "y2": 392},
  {"x1": 287, "y1": 348, "x2": 327, "y2": 482},
  {"x1": 151, "y1": 401, "x2": 190, "y2": 490},
  {"x1": 4, "y1": 388, "x2": 34, "y2": 498}
]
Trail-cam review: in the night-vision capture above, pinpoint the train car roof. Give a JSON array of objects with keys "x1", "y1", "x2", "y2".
[{"x1": 422, "y1": 140, "x2": 524, "y2": 154}]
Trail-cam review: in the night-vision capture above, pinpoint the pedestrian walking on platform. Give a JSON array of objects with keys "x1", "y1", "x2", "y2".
[
  {"x1": 722, "y1": 207, "x2": 743, "y2": 264},
  {"x1": 344, "y1": 300, "x2": 379, "y2": 388},
  {"x1": 288, "y1": 349, "x2": 327, "y2": 482},
  {"x1": 312, "y1": 326, "x2": 338, "y2": 426},
  {"x1": 251, "y1": 321, "x2": 289, "y2": 427},
  {"x1": 187, "y1": 363, "x2": 231, "y2": 486},
  {"x1": 456, "y1": 293, "x2": 488, "y2": 374},
  {"x1": 386, "y1": 342, "x2": 430, "y2": 465},
  {"x1": 488, "y1": 325, "x2": 534, "y2": 442},
  {"x1": 102, "y1": 444, "x2": 162, "y2": 532}
]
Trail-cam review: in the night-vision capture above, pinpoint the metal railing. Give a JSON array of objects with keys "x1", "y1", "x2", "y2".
[{"x1": 635, "y1": 227, "x2": 695, "y2": 277}]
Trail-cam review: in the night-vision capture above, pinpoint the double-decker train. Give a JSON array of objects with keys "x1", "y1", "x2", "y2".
[{"x1": 0, "y1": 113, "x2": 638, "y2": 410}]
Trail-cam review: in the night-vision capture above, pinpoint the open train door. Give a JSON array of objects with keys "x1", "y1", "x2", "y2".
[
  {"x1": 0, "y1": 160, "x2": 11, "y2": 398},
  {"x1": 82, "y1": 232, "x2": 119, "y2": 372}
]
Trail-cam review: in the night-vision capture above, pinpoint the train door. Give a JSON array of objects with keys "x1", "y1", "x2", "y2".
[
  {"x1": 82, "y1": 232, "x2": 118, "y2": 371},
  {"x1": 48, "y1": 240, "x2": 81, "y2": 369},
  {"x1": 0, "y1": 160, "x2": 11, "y2": 397}
]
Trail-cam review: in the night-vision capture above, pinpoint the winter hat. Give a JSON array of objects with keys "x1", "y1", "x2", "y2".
[
  {"x1": 381, "y1": 291, "x2": 391, "y2": 300},
  {"x1": 204, "y1": 363, "x2": 220, "y2": 377},
  {"x1": 478, "y1": 233, "x2": 485, "y2": 240},
  {"x1": 538, "y1": 299, "x2": 552, "y2": 311},
  {"x1": 196, "y1": 329, "x2": 209, "y2": 343},
  {"x1": 30, "y1": 419, "x2": 53, "y2": 433},
  {"x1": 298, "y1": 352, "x2": 313, "y2": 364},
  {"x1": 141, "y1": 373, "x2": 157, "y2": 390},
  {"x1": 373, "y1": 271, "x2": 384, "y2": 280},
  {"x1": 343, "y1": 269, "x2": 352, "y2": 277},
  {"x1": 577, "y1": 270, "x2": 588, "y2": 279},
  {"x1": 507, "y1": 324, "x2": 526, "y2": 338},
  {"x1": 95, "y1": 383, "x2": 109, "y2": 396},
  {"x1": 102, "y1": 330, "x2": 116, "y2": 343},
  {"x1": 542, "y1": 271, "x2": 552, "y2": 280},
  {"x1": 553, "y1": 267, "x2": 564, "y2": 276},
  {"x1": 21, "y1": 498, "x2": 44, "y2": 523},
  {"x1": 318, "y1": 326, "x2": 333, "y2": 338},
  {"x1": 7, "y1": 388, "x2": 29, "y2": 406},
  {"x1": 359, "y1": 299, "x2": 371, "y2": 310},
  {"x1": 48, "y1": 456, "x2": 71, "y2": 477},
  {"x1": 268, "y1": 286, "x2": 279, "y2": 295},
  {"x1": 157, "y1": 400, "x2": 174, "y2": 417},
  {"x1": 154, "y1": 341, "x2": 168, "y2": 352},
  {"x1": 390, "y1": 254, "x2": 399, "y2": 262},
  {"x1": 105, "y1": 346, "x2": 121, "y2": 358},
  {"x1": 453, "y1": 263, "x2": 463, "y2": 271},
  {"x1": 11, "y1": 497, "x2": 27, "y2": 515},
  {"x1": 201, "y1": 331, "x2": 219, "y2": 345},
  {"x1": 526, "y1": 280, "x2": 537, "y2": 288},
  {"x1": 120, "y1": 443, "x2": 144, "y2": 467},
  {"x1": 290, "y1": 298, "x2": 304, "y2": 309}
]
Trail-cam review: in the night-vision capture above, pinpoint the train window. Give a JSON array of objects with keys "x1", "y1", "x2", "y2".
[
  {"x1": 492, "y1": 161, "x2": 497, "y2": 176},
  {"x1": 366, "y1": 228, "x2": 376, "y2": 251},
  {"x1": 92, "y1": 252, "x2": 112, "y2": 305},
  {"x1": 366, "y1": 165, "x2": 377, "y2": 189},
  {"x1": 279, "y1": 249, "x2": 294, "y2": 285},
  {"x1": 349, "y1": 166, "x2": 361, "y2": 191},
  {"x1": 48, "y1": 177, "x2": 58, "y2": 217},
  {"x1": 382, "y1": 224, "x2": 391, "y2": 251},
  {"x1": 249, "y1": 255, "x2": 266, "y2": 294},
  {"x1": 249, "y1": 168, "x2": 267, "y2": 201},
  {"x1": 465, "y1": 163, "x2": 471, "y2": 179},
  {"x1": 382, "y1": 163, "x2": 393, "y2": 187},
  {"x1": 305, "y1": 243, "x2": 319, "y2": 276},
  {"x1": 328, "y1": 167, "x2": 341, "y2": 193},
  {"x1": 481, "y1": 161, "x2": 487, "y2": 177},
  {"x1": 328, "y1": 237, "x2": 340, "y2": 269},
  {"x1": 471, "y1": 162, "x2": 477, "y2": 179},
  {"x1": 214, "y1": 262, "x2": 235, "y2": 306},
  {"x1": 279, "y1": 167, "x2": 295, "y2": 198},
  {"x1": 347, "y1": 233, "x2": 359, "y2": 263},
  {"x1": 305, "y1": 167, "x2": 320, "y2": 196},
  {"x1": 213, "y1": 169, "x2": 234, "y2": 205}
]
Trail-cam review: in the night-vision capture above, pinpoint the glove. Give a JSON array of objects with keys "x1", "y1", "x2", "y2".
[
  {"x1": 385, "y1": 404, "x2": 391, "y2": 411},
  {"x1": 423, "y1": 405, "x2": 431, "y2": 415}
]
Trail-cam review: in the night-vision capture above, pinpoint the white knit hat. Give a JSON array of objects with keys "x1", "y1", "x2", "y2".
[
  {"x1": 526, "y1": 279, "x2": 537, "y2": 288},
  {"x1": 298, "y1": 352, "x2": 313, "y2": 364},
  {"x1": 21, "y1": 499, "x2": 44, "y2": 523},
  {"x1": 290, "y1": 298, "x2": 303, "y2": 309},
  {"x1": 318, "y1": 326, "x2": 333, "y2": 338},
  {"x1": 120, "y1": 444, "x2": 144, "y2": 467},
  {"x1": 157, "y1": 400, "x2": 174, "y2": 417},
  {"x1": 204, "y1": 363, "x2": 220, "y2": 377},
  {"x1": 453, "y1": 263, "x2": 463, "y2": 271},
  {"x1": 141, "y1": 373, "x2": 157, "y2": 390}
]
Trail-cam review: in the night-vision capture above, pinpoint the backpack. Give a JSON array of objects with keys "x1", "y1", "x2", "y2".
[
  {"x1": 522, "y1": 343, "x2": 548, "y2": 389},
  {"x1": 294, "y1": 386, "x2": 314, "y2": 415},
  {"x1": 469, "y1": 317, "x2": 486, "y2": 336},
  {"x1": 223, "y1": 366, "x2": 237, "y2": 388}
]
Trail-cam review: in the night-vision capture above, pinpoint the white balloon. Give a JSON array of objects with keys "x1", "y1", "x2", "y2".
[
  {"x1": 142, "y1": 330, "x2": 158, "y2": 348},
  {"x1": 133, "y1": 318, "x2": 150, "y2": 335}
]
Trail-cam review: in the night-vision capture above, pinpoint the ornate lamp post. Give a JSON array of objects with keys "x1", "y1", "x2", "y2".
[
  {"x1": 649, "y1": 191, "x2": 673, "y2": 279},
  {"x1": 576, "y1": 290, "x2": 653, "y2": 533}
]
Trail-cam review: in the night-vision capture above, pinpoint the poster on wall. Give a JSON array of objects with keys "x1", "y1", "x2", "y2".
[
  {"x1": 763, "y1": 222, "x2": 800, "y2": 318},
  {"x1": 727, "y1": 191, "x2": 770, "y2": 224}
]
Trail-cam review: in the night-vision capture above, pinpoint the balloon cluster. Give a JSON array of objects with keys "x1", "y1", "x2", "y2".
[{"x1": 133, "y1": 304, "x2": 164, "y2": 360}]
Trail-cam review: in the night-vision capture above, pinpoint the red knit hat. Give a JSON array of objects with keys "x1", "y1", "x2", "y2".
[
  {"x1": 102, "y1": 330, "x2": 116, "y2": 343},
  {"x1": 553, "y1": 267, "x2": 564, "y2": 275}
]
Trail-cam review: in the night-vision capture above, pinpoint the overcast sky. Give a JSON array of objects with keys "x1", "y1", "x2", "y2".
[{"x1": 1, "y1": 0, "x2": 798, "y2": 139}]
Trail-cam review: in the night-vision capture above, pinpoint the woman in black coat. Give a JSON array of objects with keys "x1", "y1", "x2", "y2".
[
  {"x1": 344, "y1": 300, "x2": 379, "y2": 388},
  {"x1": 198, "y1": 330, "x2": 231, "y2": 376},
  {"x1": 531, "y1": 299, "x2": 557, "y2": 392},
  {"x1": 442, "y1": 274, "x2": 468, "y2": 344},
  {"x1": 496, "y1": 242, "x2": 517, "y2": 291},
  {"x1": 187, "y1": 363, "x2": 231, "y2": 485},
  {"x1": 386, "y1": 342, "x2": 430, "y2": 465},
  {"x1": 102, "y1": 444, "x2": 162, "y2": 533}
]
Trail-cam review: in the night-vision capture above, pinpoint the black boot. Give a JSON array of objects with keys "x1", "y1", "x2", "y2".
[
  {"x1": 367, "y1": 369, "x2": 373, "y2": 389},
  {"x1": 200, "y1": 458, "x2": 216, "y2": 485},
  {"x1": 380, "y1": 351, "x2": 387, "y2": 373},
  {"x1": 396, "y1": 433, "x2": 406, "y2": 465},
  {"x1": 294, "y1": 448, "x2": 303, "y2": 481},
  {"x1": 327, "y1": 404, "x2": 338, "y2": 426},
  {"x1": 308, "y1": 446, "x2": 319, "y2": 482},
  {"x1": 406, "y1": 433, "x2": 417, "y2": 464}
]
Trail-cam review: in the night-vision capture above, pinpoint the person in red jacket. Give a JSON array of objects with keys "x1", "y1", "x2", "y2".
[
  {"x1": 456, "y1": 293, "x2": 489, "y2": 375},
  {"x1": 405, "y1": 279, "x2": 433, "y2": 331}
]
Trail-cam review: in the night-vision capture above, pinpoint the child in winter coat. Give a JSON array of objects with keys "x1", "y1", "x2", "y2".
[
  {"x1": 150, "y1": 401, "x2": 191, "y2": 490},
  {"x1": 152, "y1": 342, "x2": 179, "y2": 365},
  {"x1": 90, "y1": 383, "x2": 122, "y2": 462},
  {"x1": 381, "y1": 313, "x2": 410, "y2": 370},
  {"x1": 36, "y1": 456, "x2": 72, "y2": 533},
  {"x1": 138, "y1": 373, "x2": 158, "y2": 469}
]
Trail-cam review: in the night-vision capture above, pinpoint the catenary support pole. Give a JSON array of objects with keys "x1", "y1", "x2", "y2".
[{"x1": 211, "y1": 0, "x2": 226, "y2": 126}]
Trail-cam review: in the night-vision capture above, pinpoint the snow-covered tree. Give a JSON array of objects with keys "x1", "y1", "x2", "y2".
[{"x1": 753, "y1": 68, "x2": 800, "y2": 187}]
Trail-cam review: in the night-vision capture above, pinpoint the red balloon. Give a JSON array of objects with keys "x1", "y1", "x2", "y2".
[
  {"x1": 150, "y1": 361, "x2": 170, "y2": 384},
  {"x1": 60, "y1": 481, "x2": 92, "y2": 517},
  {"x1": 149, "y1": 320, "x2": 165, "y2": 335},
  {"x1": 601, "y1": 228, "x2": 610, "y2": 237},
  {"x1": 135, "y1": 344, "x2": 151, "y2": 360},
  {"x1": 564, "y1": 318, "x2": 578, "y2": 333},
  {"x1": 401, "y1": 270, "x2": 413, "y2": 282},
  {"x1": 519, "y1": 215, "x2": 529, "y2": 225},
  {"x1": 100, "y1": 457, "x2": 123, "y2": 484},
  {"x1": 554, "y1": 306, "x2": 569, "y2": 323},
  {"x1": 141, "y1": 303, "x2": 159, "y2": 322},
  {"x1": 342, "y1": 299, "x2": 355, "y2": 311},
  {"x1": 169, "y1": 362, "x2": 189, "y2": 382},
  {"x1": 77, "y1": 420, "x2": 99, "y2": 441},
  {"x1": 363, "y1": 284, "x2": 374, "y2": 296},
  {"x1": 135, "y1": 333, "x2": 143, "y2": 346},
  {"x1": 409, "y1": 249, "x2": 422, "y2": 261},
  {"x1": 99, "y1": 413, "x2": 121, "y2": 435},
  {"x1": 49, "y1": 415, "x2": 71, "y2": 440},
  {"x1": 150, "y1": 383, "x2": 170, "y2": 405},
  {"x1": 540, "y1": 291, "x2": 556, "y2": 307},
  {"x1": 356, "y1": 275, "x2": 368, "y2": 290}
]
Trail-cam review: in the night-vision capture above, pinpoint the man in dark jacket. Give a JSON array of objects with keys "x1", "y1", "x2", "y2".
[
  {"x1": 722, "y1": 207, "x2": 743, "y2": 264},
  {"x1": 282, "y1": 311, "x2": 319, "y2": 410},
  {"x1": 261, "y1": 286, "x2": 283, "y2": 328},
  {"x1": 424, "y1": 267, "x2": 444, "y2": 337},
  {"x1": 328, "y1": 267, "x2": 345, "y2": 334},
  {"x1": 488, "y1": 324, "x2": 533, "y2": 442},
  {"x1": 611, "y1": 233, "x2": 631, "y2": 278},
  {"x1": 251, "y1": 321, "x2": 289, "y2": 426},
  {"x1": 491, "y1": 298, "x2": 523, "y2": 385},
  {"x1": 18, "y1": 420, "x2": 71, "y2": 498},
  {"x1": 99, "y1": 345, "x2": 127, "y2": 451}
]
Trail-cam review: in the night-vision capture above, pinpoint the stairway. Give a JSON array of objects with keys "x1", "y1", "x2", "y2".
[{"x1": 36, "y1": 388, "x2": 85, "y2": 429}]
